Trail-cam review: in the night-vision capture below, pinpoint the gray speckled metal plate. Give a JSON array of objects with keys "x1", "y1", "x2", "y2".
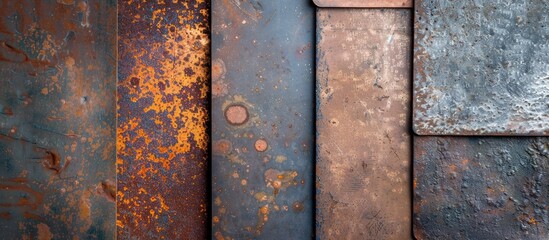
[
  {"x1": 414, "y1": 136, "x2": 549, "y2": 239},
  {"x1": 313, "y1": 0, "x2": 412, "y2": 8},
  {"x1": 414, "y1": 0, "x2": 549, "y2": 136}
]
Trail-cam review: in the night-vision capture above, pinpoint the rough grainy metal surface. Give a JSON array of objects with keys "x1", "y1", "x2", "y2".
[
  {"x1": 211, "y1": 0, "x2": 314, "y2": 239},
  {"x1": 0, "y1": 0, "x2": 116, "y2": 238},
  {"x1": 117, "y1": 1, "x2": 209, "y2": 239},
  {"x1": 316, "y1": 9, "x2": 412, "y2": 240},
  {"x1": 414, "y1": 0, "x2": 549, "y2": 136},
  {"x1": 414, "y1": 137, "x2": 549, "y2": 239},
  {"x1": 313, "y1": 0, "x2": 412, "y2": 8}
]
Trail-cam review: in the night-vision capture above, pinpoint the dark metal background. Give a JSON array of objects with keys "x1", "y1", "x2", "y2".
[
  {"x1": 313, "y1": 0, "x2": 412, "y2": 8},
  {"x1": 212, "y1": 0, "x2": 315, "y2": 238},
  {"x1": 0, "y1": 0, "x2": 116, "y2": 238},
  {"x1": 316, "y1": 9, "x2": 412, "y2": 240},
  {"x1": 117, "y1": 1, "x2": 210, "y2": 239},
  {"x1": 414, "y1": 0, "x2": 549, "y2": 136},
  {"x1": 414, "y1": 136, "x2": 549, "y2": 239}
]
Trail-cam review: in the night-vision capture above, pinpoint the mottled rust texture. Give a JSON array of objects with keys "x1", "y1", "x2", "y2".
[
  {"x1": 117, "y1": 0, "x2": 209, "y2": 239},
  {"x1": 414, "y1": 0, "x2": 549, "y2": 136},
  {"x1": 212, "y1": 0, "x2": 315, "y2": 239},
  {"x1": 414, "y1": 137, "x2": 549, "y2": 239},
  {"x1": 0, "y1": 0, "x2": 116, "y2": 238},
  {"x1": 313, "y1": 0, "x2": 412, "y2": 8},
  {"x1": 316, "y1": 9, "x2": 412, "y2": 240}
]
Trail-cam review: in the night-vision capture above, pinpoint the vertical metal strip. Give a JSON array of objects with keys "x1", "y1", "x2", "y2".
[
  {"x1": 316, "y1": 8, "x2": 412, "y2": 239},
  {"x1": 211, "y1": 0, "x2": 315, "y2": 238},
  {"x1": 414, "y1": 136, "x2": 549, "y2": 239},
  {"x1": 0, "y1": 0, "x2": 116, "y2": 238},
  {"x1": 117, "y1": 1, "x2": 210, "y2": 238}
]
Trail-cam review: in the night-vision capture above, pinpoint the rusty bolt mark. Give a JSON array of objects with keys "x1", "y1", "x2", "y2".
[
  {"x1": 254, "y1": 139, "x2": 268, "y2": 152},
  {"x1": 213, "y1": 140, "x2": 232, "y2": 155},
  {"x1": 224, "y1": 104, "x2": 248, "y2": 126},
  {"x1": 292, "y1": 201, "x2": 304, "y2": 212}
]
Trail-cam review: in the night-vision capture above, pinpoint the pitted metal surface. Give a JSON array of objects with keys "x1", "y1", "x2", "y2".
[
  {"x1": 414, "y1": 136, "x2": 549, "y2": 239},
  {"x1": 0, "y1": 0, "x2": 116, "y2": 238},
  {"x1": 212, "y1": 0, "x2": 315, "y2": 239},
  {"x1": 117, "y1": 1, "x2": 210, "y2": 238},
  {"x1": 414, "y1": 0, "x2": 549, "y2": 136},
  {"x1": 316, "y1": 9, "x2": 412, "y2": 240}
]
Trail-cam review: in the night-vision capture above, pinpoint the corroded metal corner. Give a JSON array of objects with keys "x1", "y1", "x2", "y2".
[
  {"x1": 313, "y1": 0, "x2": 413, "y2": 8},
  {"x1": 212, "y1": 0, "x2": 315, "y2": 239},
  {"x1": 0, "y1": 0, "x2": 116, "y2": 238},
  {"x1": 414, "y1": 0, "x2": 549, "y2": 136},
  {"x1": 414, "y1": 136, "x2": 549, "y2": 239},
  {"x1": 316, "y1": 8, "x2": 412, "y2": 240},
  {"x1": 117, "y1": 1, "x2": 210, "y2": 239}
]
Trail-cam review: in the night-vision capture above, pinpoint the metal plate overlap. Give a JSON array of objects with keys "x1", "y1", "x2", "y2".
[
  {"x1": 316, "y1": 8, "x2": 412, "y2": 240},
  {"x1": 212, "y1": 0, "x2": 315, "y2": 239},
  {"x1": 414, "y1": 0, "x2": 549, "y2": 136},
  {"x1": 0, "y1": 0, "x2": 116, "y2": 238}
]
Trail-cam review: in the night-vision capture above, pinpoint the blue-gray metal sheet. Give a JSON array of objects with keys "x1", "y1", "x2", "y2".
[
  {"x1": 211, "y1": 0, "x2": 315, "y2": 239},
  {"x1": 414, "y1": 0, "x2": 549, "y2": 136}
]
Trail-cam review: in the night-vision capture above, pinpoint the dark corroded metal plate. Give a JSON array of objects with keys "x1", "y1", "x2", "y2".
[
  {"x1": 316, "y1": 9, "x2": 412, "y2": 240},
  {"x1": 313, "y1": 0, "x2": 412, "y2": 8},
  {"x1": 212, "y1": 0, "x2": 315, "y2": 239},
  {"x1": 414, "y1": 0, "x2": 549, "y2": 136},
  {"x1": 414, "y1": 137, "x2": 549, "y2": 239},
  {"x1": 0, "y1": 0, "x2": 116, "y2": 238},
  {"x1": 117, "y1": 1, "x2": 210, "y2": 238}
]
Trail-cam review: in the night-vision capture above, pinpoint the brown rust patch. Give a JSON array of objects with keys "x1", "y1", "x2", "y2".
[
  {"x1": 224, "y1": 104, "x2": 249, "y2": 126},
  {"x1": 37, "y1": 223, "x2": 53, "y2": 240},
  {"x1": 254, "y1": 139, "x2": 268, "y2": 152},
  {"x1": 213, "y1": 140, "x2": 232, "y2": 156}
]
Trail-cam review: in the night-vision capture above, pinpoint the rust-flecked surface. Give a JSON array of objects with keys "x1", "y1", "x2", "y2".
[
  {"x1": 414, "y1": 0, "x2": 549, "y2": 136},
  {"x1": 212, "y1": 0, "x2": 315, "y2": 239},
  {"x1": 414, "y1": 137, "x2": 549, "y2": 239},
  {"x1": 316, "y1": 9, "x2": 412, "y2": 240},
  {"x1": 313, "y1": 0, "x2": 412, "y2": 8},
  {"x1": 0, "y1": 0, "x2": 116, "y2": 238},
  {"x1": 117, "y1": 0, "x2": 209, "y2": 239}
]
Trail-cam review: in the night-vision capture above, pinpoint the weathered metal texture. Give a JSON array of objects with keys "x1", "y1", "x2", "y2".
[
  {"x1": 211, "y1": 0, "x2": 315, "y2": 239},
  {"x1": 0, "y1": 0, "x2": 116, "y2": 238},
  {"x1": 414, "y1": 0, "x2": 549, "y2": 136},
  {"x1": 316, "y1": 9, "x2": 412, "y2": 240},
  {"x1": 117, "y1": 1, "x2": 209, "y2": 239},
  {"x1": 313, "y1": 0, "x2": 412, "y2": 8},
  {"x1": 414, "y1": 136, "x2": 549, "y2": 239}
]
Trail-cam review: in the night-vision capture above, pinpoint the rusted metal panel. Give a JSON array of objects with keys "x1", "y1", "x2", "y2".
[
  {"x1": 414, "y1": 136, "x2": 549, "y2": 239},
  {"x1": 313, "y1": 0, "x2": 412, "y2": 8},
  {"x1": 0, "y1": 0, "x2": 116, "y2": 238},
  {"x1": 211, "y1": 0, "x2": 314, "y2": 238},
  {"x1": 117, "y1": 1, "x2": 209, "y2": 239},
  {"x1": 414, "y1": 0, "x2": 549, "y2": 136},
  {"x1": 316, "y1": 9, "x2": 412, "y2": 240}
]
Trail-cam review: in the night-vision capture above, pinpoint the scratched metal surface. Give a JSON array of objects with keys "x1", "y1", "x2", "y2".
[
  {"x1": 414, "y1": 136, "x2": 549, "y2": 239},
  {"x1": 0, "y1": 0, "x2": 116, "y2": 238},
  {"x1": 316, "y1": 9, "x2": 412, "y2": 240},
  {"x1": 117, "y1": 1, "x2": 209, "y2": 239},
  {"x1": 414, "y1": 0, "x2": 549, "y2": 136},
  {"x1": 211, "y1": 0, "x2": 315, "y2": 239},
  {"x1": 313, "y1": 0, "x2": 412, "y2": 8}
]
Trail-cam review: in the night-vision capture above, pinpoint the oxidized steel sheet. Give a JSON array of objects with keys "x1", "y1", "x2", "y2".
[
  {"x1": 414, "y1": 0, "x2": 549, "y2": 136},
  {"x1": 0, "y1": 0, "x2": 116, "y2": 238},
  {"x1": 316, "y1": 9, "x2": 412, "y2": 240},
  {"x1": 313, "y1": 0, "x2": 412, "y2": 8},
  {"x1": 212, "y1": 0, "x2": 314, "y2": 239},
  {"x1": 414, "y1": 137, "x2": 549, "y2": 239},
  {"x1": 117, "y1": 1, "x2": 209, "y2": 239}
]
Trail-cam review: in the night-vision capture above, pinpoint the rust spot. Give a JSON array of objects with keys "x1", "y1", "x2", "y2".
[
  {"x1": 129, "y1": 77, "x2": 140, "y2": 87},
  {"x1": 212, "y1": 59, "x2": 226, "y2": 81},
  {"x1": 0, "y1": 212, "x2": 11, "y2": 220},
  {"x1": 224, "y1": 104, "x2": 249, "y2": 126},
  {"x1": 37, "y1": 223, "x2": 53, "y2": 240},
  {"x1": 213, "y1": 140, "x2": 232, "y2": 155},
  {"x1": 292, "y1": 201, "x2": 304, "y2": 213},
  {"x1": 254, "y1": 139, "x2": 268, "y2": 152}
]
